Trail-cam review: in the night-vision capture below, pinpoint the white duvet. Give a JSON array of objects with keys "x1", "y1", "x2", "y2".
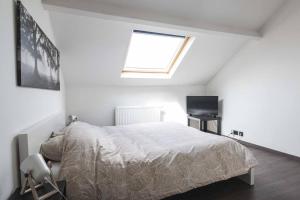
[{"x1": 59, "y1": 121, "x2": 257, "y2": 200}]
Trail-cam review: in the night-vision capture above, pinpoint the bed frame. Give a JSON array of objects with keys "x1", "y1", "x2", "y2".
[
  {"x1": 238, "y1": 168, "x2": 255, "y2": 186},
  {"x1": 18, "y1": 113, "x2": 65, "y2": 186}
]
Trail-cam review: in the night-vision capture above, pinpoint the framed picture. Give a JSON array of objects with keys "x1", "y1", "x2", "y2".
[{"x1": 16, "y1": 1, "x2": 60, "y2": 90}]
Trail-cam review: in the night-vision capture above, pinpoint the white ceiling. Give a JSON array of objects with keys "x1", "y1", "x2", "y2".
[
  {"x1": 44, "y1": 0, "x2": 285, "y2": 36},
  {"x1": 44, "y1": 0, "x2": 286, "y2": 86},
  {"x1": 91, "y1": 0, "x2": 284, "y2": 31}
]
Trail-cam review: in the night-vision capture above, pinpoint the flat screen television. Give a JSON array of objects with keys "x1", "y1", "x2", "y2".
[{"x1": 186, "y1": 96, "x2": 218, "y2": 117}]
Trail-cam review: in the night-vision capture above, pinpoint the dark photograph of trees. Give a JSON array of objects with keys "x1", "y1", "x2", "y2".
[{"x1": 16, "y1": 1, "x2": 60, "y2": 90}]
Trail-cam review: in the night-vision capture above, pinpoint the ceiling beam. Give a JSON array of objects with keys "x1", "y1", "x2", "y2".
[{"x1": 43, "y1": 0, "x2": 261, "y2": 39}]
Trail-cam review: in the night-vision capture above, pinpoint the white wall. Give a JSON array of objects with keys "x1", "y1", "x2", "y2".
[
  {"x1": 206, "y1": 1, "x2": 300, "y2": 157},
  {"x1": 49, "y1": 9, "x2": 249, "y2": 87},
  {"x1": 66, "y1": 85, "x2": 205, "y2": 126},
  {"x1": 0, "y1": 0, "x2": 65, "y2": 198}
]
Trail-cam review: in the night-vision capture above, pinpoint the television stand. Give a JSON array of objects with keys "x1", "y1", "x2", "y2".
[{"x1": 187, "y1": 115, "x2": 222, "y2": 135}]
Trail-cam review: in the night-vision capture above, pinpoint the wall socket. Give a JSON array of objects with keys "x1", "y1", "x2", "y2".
[
  {"x1": 232, "y1": 130, "x2": 239, "y2": 135},
  {"x1": 231, "y1": 130, "x2": 244, "y2": 137}
]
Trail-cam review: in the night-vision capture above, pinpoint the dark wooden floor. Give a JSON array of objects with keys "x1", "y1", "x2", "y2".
[{"x1": 164, "y1": 146, "x2": 300, "y2": 200}]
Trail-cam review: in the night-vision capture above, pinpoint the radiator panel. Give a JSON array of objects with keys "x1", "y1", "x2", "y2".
[{"x1": 115, "y1": 106, "x2": 161, "y2": 125}]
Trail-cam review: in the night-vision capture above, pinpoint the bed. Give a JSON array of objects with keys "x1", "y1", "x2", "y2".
[{"x1": 57, "y1": 121, "x2": 257, "y2": 200}]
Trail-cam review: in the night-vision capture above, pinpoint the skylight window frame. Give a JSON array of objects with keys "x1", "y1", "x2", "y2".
[{"x1": 121, "y1": 30, "x2": 194, "y2": 79}]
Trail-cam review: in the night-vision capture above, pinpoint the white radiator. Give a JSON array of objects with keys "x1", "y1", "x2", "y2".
[{"x1": 115, "y1": 106, "x2": 162, "y2": 125}]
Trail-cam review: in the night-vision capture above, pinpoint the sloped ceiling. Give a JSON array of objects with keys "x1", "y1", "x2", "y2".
[{"x1": 44, "y1": 0, "x2": 285, "y2": 86}]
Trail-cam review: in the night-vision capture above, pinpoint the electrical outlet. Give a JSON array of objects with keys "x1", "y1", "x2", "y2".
[
  {"x1": 233, "y1": 130, "x2": 239, "y2": 135},
  {"x1": 239, "y1": 131, "x2": 244, "y2": 137}
]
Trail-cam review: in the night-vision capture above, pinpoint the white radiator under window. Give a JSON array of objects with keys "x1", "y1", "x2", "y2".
[{"x1": 115, "y1": 106, "x2": 161, "y2": 125}]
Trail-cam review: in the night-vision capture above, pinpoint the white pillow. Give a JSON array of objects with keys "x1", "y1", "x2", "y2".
[{"x1": 40, "y1": 135, "x2": 64, "y2": 162}]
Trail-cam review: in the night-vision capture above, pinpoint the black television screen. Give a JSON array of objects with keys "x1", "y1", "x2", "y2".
[{"x1": 187, "y1": 96, "x2": 218, "y2": 116}]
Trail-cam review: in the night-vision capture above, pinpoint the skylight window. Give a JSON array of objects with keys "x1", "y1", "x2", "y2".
[{"x1": 121, "y1": 30, "x2": 194, "y2": 79}]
